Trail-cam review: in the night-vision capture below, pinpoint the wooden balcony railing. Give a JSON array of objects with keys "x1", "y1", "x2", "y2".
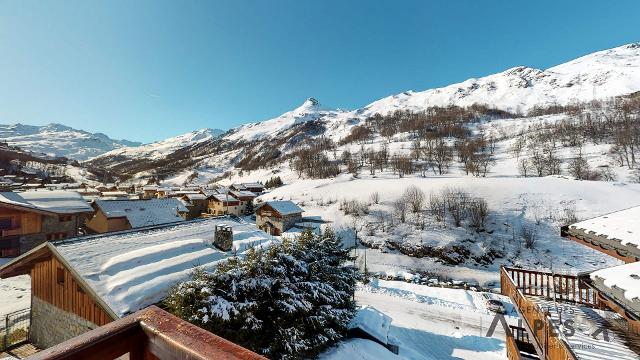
[
  {"x1": 27, "y1": 305, "x2": 266, "y2": 360},
  {"x1": 506, "y1": 334, "x2": 522, "y2": 360},
  {"x1": 500, "y1": 266, "x2": 579, "y2": 360},
  {"x1": 502, "y1": 266, "x2": 599, "y2": 306}
]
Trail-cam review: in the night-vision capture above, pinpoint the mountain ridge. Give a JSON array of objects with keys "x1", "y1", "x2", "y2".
[
  {"x1": 0, "y1": 122, "x2": 142, "y2": 161},
  {"x1": 14, "y1": 42, "x2": 640, "y2": 181}
]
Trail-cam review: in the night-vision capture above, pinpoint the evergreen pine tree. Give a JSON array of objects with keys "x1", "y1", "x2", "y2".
[{"x1": 165, "y1": 228, "x2": 357, "y2": 359}]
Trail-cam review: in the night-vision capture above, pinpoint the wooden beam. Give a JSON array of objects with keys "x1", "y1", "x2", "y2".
[
  {"x1": 0, "y1": 244, "x2": 51, "y2": 278},
  {"x1": 27, "y1": 306, "x2": 266, "y2": 360}
]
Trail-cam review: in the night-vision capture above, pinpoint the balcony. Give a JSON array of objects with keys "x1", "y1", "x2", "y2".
[
  {"x1": 500, "y1": 266, "x2": 640, "y2": 360},
  {"x1": 27, "y1": 305, "x2": 266, "y2": 360},
  {"x1": 1, "y1": 228, "x2": 21, "y2": 237}
]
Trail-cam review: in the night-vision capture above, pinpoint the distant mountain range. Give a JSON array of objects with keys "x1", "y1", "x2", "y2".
[
  {"x1": 0, "y1": 123, "x2": 142, "y2": 161},
  {"x1": 5, "y1": 42, "x2": 640, "y2": 181}
]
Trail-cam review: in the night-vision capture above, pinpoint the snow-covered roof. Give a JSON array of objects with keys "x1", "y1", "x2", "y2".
[
  {"x1": 183, "y1": 193, "x2": 207, "y2": 201},
  {"x1": 591, "y1": 262, "x2": 640, "y2": 305},
  {"x1": 201, "y1": 189, "x2": 220, "y2": 197},
  {"x1": 142, "y1": 185, "x2": 158, "y2": 191},
  {"x1": 231, "y1": 183, "x2": 247, "y2": 190},
  {"x1": 569, "y1": 205, "x2": 640, "y2": 248},
  {"x1": 54, "y1": 218, "x2": 275, "y2": 317},
  {"x1": 94, "y1": 199, "x2": 188, "y2": 228},
  {"x1": 0, "y1": 191, "x2": 93, "y2": 214},
  {"x1": 348, "y1": 306, "x2": 392, "y2": 345},
  {"x1": 100, "y1": 191, "x2": 128, "y2": 197},
  {"x1": 260, "y1": 200, "x2": 304, "y2": 215},
  {"x1": 210, "y1": 193, "x2": 239, "y2": 203},
  {"x1": 231, "y1": 190, "x2": 257, "y2": 199}
]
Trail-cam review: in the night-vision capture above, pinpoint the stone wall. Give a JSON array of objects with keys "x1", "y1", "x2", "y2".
[{"x1": 30, "y1": 296, "x2": 98, "y2": 349}]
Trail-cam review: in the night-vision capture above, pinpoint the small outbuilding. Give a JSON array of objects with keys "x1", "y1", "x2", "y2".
[{"x1": 255, "y1": 200, "x2": 303, "y2": 236}]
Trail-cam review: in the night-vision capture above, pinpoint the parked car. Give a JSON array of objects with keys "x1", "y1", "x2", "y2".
[{"x1": 482, "y1": 293, "x2": 506, "y2": 314}]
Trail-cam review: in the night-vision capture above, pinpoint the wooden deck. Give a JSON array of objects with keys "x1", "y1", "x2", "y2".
[
  {"x1": 0, "y1": 343, "x2": 40, "y2": 359},
  {"x1": 501, "y1": 266, "x2": 640, "y2": 360}
]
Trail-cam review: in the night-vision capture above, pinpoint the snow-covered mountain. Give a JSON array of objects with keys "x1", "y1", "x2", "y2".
[
  {"x1": 219, "y1": 42, "x2": 640, "y2": 144},
  {"x1": 225, "y1": 98, "x2": 349, "y2": 141},
  {"x1": 0, "y1": 123, "x2": 141, "y2": 161},
  {"x1": 65, "y1": 42, "x2": 640, "y2": 180},
  {"x1": 93, "y1": 128, "x2": 224, "y2": 161},
  {"x1": 363, "y1": 43, "x2": 640, "y2": 115}
]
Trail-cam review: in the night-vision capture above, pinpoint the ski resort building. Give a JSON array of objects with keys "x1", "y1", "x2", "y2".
[
  {"x1": 255, "y1": 200, "x2": 304, "y2": 236},
  {"x1": 85, "y1": 198, "x2": 188, "y2": 233},
  {"x1": 0, "y1": 191, "x2": 93, "y2": 257},
  {"x1": 0, "y1": 218, "x2": 274, "y2": 351},
  {"x1": 502, "y1": 205, "x2": 640, "y2": 360}
]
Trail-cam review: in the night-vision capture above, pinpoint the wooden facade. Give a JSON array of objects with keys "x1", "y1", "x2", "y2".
[
  {"x1": 0, "y1": 194, "x2": 92, "y2": 256},
  {"x1": 85, "y1": 209, "x2": 130, "y2": 234},
  {"x1": 207, "y1": 195, "x2": 245, "y2": 216},
  {"x1": 1, "y1": 207, "x2": 47, "y2": 256},
  {"x1": 30, "y1": 254, "x2": 114, "y2": 326},
  {"x1": 0, "y1": 208, "x2": 43, "y2": 234}
]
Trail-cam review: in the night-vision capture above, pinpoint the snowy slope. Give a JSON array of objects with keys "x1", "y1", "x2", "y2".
[
  {"x1": 0, "y1": 123, "x2": 141, "y2": 161},
  {"x1": 362, "y1": 43, "x2": 640, "y2": 116},
  {"x1": 91, "y1": 128, "x2": 223, "y2": 162}
]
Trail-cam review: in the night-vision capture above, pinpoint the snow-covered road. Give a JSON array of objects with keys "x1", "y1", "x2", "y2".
[{"x1": 322, "y1": 280, "x2": 517, "y2": 360}]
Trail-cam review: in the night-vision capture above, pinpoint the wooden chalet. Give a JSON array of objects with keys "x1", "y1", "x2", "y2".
[
  {"x1": 180, "y1": 193, "x2": 208, "y2": 219},
  {"x1": 503, "y1": 205, "x2": 640, "y2": 360},
  {"x1": 85, "y1": 198, "x2": 187, "y2": 233},
  {"x1": 0, "y1": 191, "x2": 93, "y2": 257},
  {"x1": 255, "y1": 200, "x2": 303, "y2": 236},
  {"x1": 207, "y1": 193, "x2": 245, "y2": 216},
  {"x1": 0, "y1": 218, "x2": 273, "y2": 351},
  {"x1": 141, "y1": 184, "x2": 159, "y2": 199}
]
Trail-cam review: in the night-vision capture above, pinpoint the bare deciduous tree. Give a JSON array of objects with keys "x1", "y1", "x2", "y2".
[
  {"x1": 403, "y1": 185, "x2": 425, "y2": 213},
  {"x1": 393, "y1": 198, "x2": 408, "y2": 223},
  {"x1": 369, "y1": 191, "x2": 380, "y2": 205}
]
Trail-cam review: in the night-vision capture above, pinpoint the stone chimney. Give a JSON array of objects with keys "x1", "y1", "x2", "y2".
[{"x1": 213, "y1": 224, "x2": 233, "y2": 251}]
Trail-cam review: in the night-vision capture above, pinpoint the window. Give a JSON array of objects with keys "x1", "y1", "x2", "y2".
[
  {"x1": 58, "y1": 215, "x2": 72, "y2": 222},
  {"x1": 46, "y1": 232, "x2": 67, "y2": 241},
  {"x1": 0, "y1": 218, "x2": 12, "y2": 230},
  {"x1": 56, "y1": 268, "x2": 64, "y2": 285}
]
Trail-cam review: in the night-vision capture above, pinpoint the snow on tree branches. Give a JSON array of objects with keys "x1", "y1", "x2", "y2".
[{"x1": 165, "y1": 228, "x2": 358, "y2": 359}]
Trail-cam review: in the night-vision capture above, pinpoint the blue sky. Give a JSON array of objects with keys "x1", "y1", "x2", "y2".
[{"x1": 1, "y1": 1, "x2": 639, "y2": 143}]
